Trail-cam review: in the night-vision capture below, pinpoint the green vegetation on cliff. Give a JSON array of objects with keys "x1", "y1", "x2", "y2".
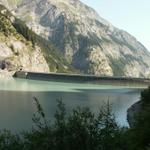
[
  {"x1": 13, "y1": 18, "x2": 74, "y2": 73},
  {"x1": 0, "y1": 4, "x2": 75, "y2": 73}
]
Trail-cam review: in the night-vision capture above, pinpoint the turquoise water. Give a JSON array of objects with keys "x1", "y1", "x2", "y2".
[{"x1": 0, "y1": 78, "x2": 143, "y2": 132}]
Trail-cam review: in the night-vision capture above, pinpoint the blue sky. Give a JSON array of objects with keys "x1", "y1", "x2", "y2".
[{"x1": 81, "y1": 0, "x2": 150, "y2": 51}]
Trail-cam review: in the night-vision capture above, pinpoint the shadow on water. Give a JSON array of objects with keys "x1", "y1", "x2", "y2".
[{"x1": 0, "y1": 88, "x2": 141, "y2": 132}]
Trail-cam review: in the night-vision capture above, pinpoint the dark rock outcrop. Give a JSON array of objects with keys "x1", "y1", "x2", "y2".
[{"x1": 127, "y1": 101, "x2": 142, "y2": 127}]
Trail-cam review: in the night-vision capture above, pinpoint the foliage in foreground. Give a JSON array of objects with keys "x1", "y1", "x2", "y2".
[
  {"x1": 127, "y1": 87, "x2": 150, "y2": 150},
  {"x1": 0, "y1": 98, "x2": 126, "y2": 150},
  {"x1": 0, "y1": 87, "x2": 149, "y2": 150}
]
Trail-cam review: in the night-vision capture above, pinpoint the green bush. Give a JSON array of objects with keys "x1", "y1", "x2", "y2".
[
  {"x1": 23, "y1": 99, "x2": 124, "y2": 150},
  {"x1": 0, "y1": 98, "x2": 126, "y2": 150},
  {"x1": 0, "y1": 87, "x2": 149, "y2": 150}
]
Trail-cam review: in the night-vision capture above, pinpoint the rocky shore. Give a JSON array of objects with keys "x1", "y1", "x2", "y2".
[
  {"x1": 127, "y1": 101, "x2": 142, "y2": 127},
  {"x1": 0, "y1": 69, "x2": 15, "y2": 78}
]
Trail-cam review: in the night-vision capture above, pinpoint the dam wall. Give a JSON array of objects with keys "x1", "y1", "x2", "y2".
[{"x1": 13, "y1": 71, "x2": 150, "y2": 87}]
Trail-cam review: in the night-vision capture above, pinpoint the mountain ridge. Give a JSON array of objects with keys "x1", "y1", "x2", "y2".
[{"x1": 1, "y1": 0, "x2": 150, "y2": 77}]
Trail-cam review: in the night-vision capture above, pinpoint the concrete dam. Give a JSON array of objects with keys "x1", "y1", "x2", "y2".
[{"x1": 13, "y1": 71, "x2": 150, "y2": 87}]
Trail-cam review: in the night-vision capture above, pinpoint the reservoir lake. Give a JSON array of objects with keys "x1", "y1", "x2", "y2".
[{"x1": 0, "y1": 78, "x2": 143, "y2": 132}]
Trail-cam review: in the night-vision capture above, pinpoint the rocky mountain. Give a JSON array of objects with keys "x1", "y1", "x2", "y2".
[
  {"x1": 0, "y1": 4, "x2": 72, "y2": 77},
  {"x1": 1, "y1": 0, "x2": 150, "y2": 77}
]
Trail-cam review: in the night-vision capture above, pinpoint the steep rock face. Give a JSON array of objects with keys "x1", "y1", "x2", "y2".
[
  {"x1": 0, "y1": 7, "x2": 49, "y2": 77},
  {"x1": 0, "y1": 36, "x2": 50, "y2": 71},
  {"x1": 1, "y1": 0, "x2": 150, "y2": 77},
  {"x1": 0, "y1": 4, "x2": 73, "y2": 77}
]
